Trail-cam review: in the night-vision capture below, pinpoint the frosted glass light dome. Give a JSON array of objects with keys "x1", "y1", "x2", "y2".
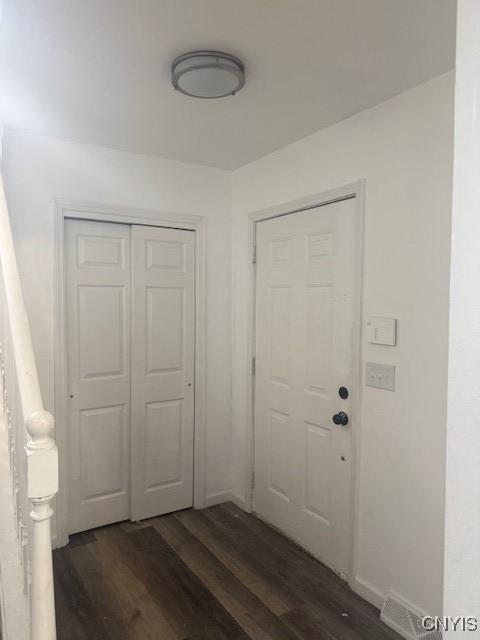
[{"x1": 171, "y1": 51, "x2": 245, "y2": 99}]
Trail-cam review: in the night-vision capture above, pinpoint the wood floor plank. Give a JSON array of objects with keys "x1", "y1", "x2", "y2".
[
  {"x1": 110, "y1": 524, "x2": 251, "y2": 640},
  {"x1": 282, "y1": 601, "x2": 383, "y2": 640},
  {"x1": 204, "y1": 505, "x2": 400, "y2": 640},
  {"x1": 54, "y1": 554, "x2": 91, "y2": 640},
  {"x1": 96, "y1": 526, "x2": 192, "y2": 640},
  {"x1": 154, "y1": 513, "x2": 299, "y2": 640},
  {"x1": 53, "y1": 505, "x2": 402, "y2": 640},
  {"x1": 281, "y1": 607, "x2": 336, "y2": 640},
  {"x1": 54, "y1": 546, "x2": 111, "y2": 640},
  {"x1": 68, "y1": 542, "x2": 133, "y2": 640},
  {"x1": 175, "y1": 508, "x2": 301, "y2": 615},
  {"x1": 220, "y1": 503, "x2": 338, "y2": 583},
  {"x1": 88, "y1": 528, "x2": 179, "y2": 640},
  {"x1": 219, "y1": 503, "x2": 379, "y2": 619},
  {"x1": 67, "y1": 530, "x2": 98, "y2": 548}
]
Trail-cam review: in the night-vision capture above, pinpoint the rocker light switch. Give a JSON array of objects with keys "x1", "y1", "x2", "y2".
[{"x1": 365, "y1": 362, "x2": 395, "y2": 391}]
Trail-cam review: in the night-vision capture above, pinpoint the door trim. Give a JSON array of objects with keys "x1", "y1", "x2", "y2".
[
  {"x1": 246, "y1": 181, "x2": 365, "y2": 586},
  {"x1": 53, "y1": 199, "x2": 208, "y2": 547}
]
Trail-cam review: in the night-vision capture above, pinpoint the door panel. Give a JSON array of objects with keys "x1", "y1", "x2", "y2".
[
  {"x1": 146, "y1": 287, "x2": 184, "y2": 373},
  {"x1": 65, "y1": 219, "x2": 131, "y2": 534},
  {"x1": 80, "y1": 405, "x2": 127, "y2": 499},
  {"x1": 131, "y1": 225, "x2": 195, "y2": 520},
  {"x1": 78, "y1": 285, "x2": 126, "y2": 379},
  {"x1": 144, "y1": 399, "x2": 183, "y2": 489},
  {"x1": 254, "y1": 198, "x2": 357, "y2": 576}
]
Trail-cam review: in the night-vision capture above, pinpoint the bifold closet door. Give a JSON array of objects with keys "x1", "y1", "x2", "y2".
[
  {"x1": 65, "y1": 219, "x2": 132, "y2": 534},
  {"x1": 66, "y1": 220, "x2": 195, "y2": 533},
  {"x1": 130, "y1": 225, "x2": 195, "y2": 521}
]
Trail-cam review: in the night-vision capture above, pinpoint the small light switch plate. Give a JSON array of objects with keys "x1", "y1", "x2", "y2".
[
  {"x1": 365, "y1": 362, "x2": 395, "y2": 391},
  {"x1": 367, "y1": 317, "x2": 397, "y2": 346}
]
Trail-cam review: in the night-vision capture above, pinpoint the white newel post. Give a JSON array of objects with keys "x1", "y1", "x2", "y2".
[{"x1": 26, "y1": 410, "x2": 58, "y2": 640}]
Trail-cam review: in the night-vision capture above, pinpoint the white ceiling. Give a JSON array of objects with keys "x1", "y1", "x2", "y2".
[{"x1": 0, "y1": 0, "x2": 456, "y2": 170}]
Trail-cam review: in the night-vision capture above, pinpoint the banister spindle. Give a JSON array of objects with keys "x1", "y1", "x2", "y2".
[{"x1": 26, "y1": 410, "x2": 58, "y2": 640}]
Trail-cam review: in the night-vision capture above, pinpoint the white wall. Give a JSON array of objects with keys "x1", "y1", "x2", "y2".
[
  {"x1": 444, "y1": 0, "x2": 480, "y2": 626},
  {"x1": 231, "y1": 72, "x2": 454, "y2": 615},
  {"x1": 1, "y1": 71, "x2": 456, "y2": 618},
  {"x1": 1, "y1": 131, "x2": 232, "y2": 508}
]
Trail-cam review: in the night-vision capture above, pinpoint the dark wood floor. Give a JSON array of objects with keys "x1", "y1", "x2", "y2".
[{"x1": 54, "y1": 502, "x2": 402, "y2": 640}]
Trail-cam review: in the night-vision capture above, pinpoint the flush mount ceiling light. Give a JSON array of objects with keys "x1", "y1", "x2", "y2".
[{"x1": 171, "y1": 50, "x2": 245, "y2": 99}]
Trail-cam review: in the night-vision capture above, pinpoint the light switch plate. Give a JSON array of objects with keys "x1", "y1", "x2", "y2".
[
  {"x1": 367, "y1": 317, "x2": 397, "y2": 346},
  {"x1": 365, "y1": 362, "x2": 395, "y2": 391}
]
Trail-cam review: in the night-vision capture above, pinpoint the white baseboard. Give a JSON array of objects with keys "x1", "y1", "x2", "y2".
[
  {"x1": 349, "y1": 575, "x2": 385, "y2": 611},
  {"x1": 51, "y1": 532, "x2": 69, "y2": 550},
  {"x1": 203, "y1": 490, "x2": 252, "y2": 511},
  {"x1": 203, "y1": 490, "x2": 232, "y2": 507},
  {"x1": 229, "y1": 490, "x2": 251, "y2": 512}
]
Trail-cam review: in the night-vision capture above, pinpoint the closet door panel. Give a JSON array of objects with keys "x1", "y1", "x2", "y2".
[
  {"x1": 131, "y1": 225, "x2": 195, "y2": 520},
  {"x1": 65, "y1": 219, "x2": 131, "y2": 534}
]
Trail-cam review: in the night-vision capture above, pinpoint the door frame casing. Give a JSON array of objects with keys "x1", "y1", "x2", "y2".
[
  {"x1": 246, "y1": 180, "x2": 365, "y2": 587},
  {"x1": 53, "y1": 199, "x2": 208, "y2": 548}
]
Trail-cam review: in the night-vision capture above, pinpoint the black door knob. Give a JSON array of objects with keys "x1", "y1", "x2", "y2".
[{"x1": 332, "y1": 411, "x2": 349, "y2": 426}]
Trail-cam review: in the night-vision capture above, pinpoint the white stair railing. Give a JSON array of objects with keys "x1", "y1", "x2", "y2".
[{"x1": 0, "y1": 175, "x2": 58, "y2": 640}]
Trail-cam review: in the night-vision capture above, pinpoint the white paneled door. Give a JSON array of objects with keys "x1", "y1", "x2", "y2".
[
  {"x1": 65, "y1": 219, "x2": 195, "y2": 534},
  {"x1": 254, "y1": 198, "x2": 358, "y2": 577},
  {"x1": 65, "y1": 220, "x2": 132, "y2": 533},
  {"x1": 131, "y1": 225, "x2": 195, "y2": 520}
]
